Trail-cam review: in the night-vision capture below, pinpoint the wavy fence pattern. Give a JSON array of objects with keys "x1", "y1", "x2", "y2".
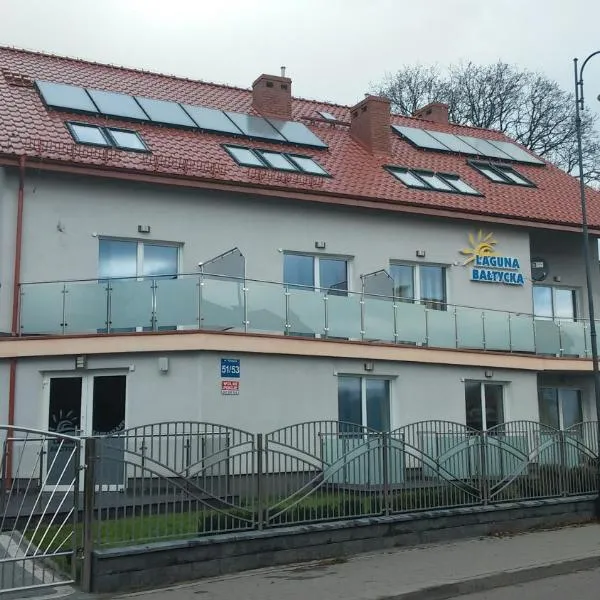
[{"x1": 88, "y1": 420, "x2": 599, "y2": 547}]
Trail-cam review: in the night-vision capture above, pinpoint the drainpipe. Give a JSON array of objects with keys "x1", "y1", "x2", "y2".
[{"x1": 6, "y1": 156, "x2": 26, "y2": 480}]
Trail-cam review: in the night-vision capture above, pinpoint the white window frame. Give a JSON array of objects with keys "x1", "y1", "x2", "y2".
[
  {"x1": 465, "y1": 380, "x2": 506, "y2": 431},
  {"x1": 337, "y1": 375, "x2": 392, "y2": 430},
  {"x1": 99, "y1": 237, "x2": 182, "y2": 281},
  {"x1": 284, "y1": 251, "x2": 352, "y2": 293},
  {"x1": 533, "y1": 284, "x2": 578, "y2": 321},
  {"x1": 389, "y1": 261, "x2": 448, "y2": 304}
]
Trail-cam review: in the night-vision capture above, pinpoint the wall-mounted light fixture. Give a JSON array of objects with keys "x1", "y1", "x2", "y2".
[
  {"x1": 416, "y1": 250, "x2": 426, "y2": 258},
  {"x1": 75, "y1": 355, "x2": 87, "y2": 370},
  {"x1": 315, "y1": 241, "x2": 326, "y2": 250},
  {"x1": 138, "y1": 225, "x2": 151, "y2": 234},
  {"x1": 364, "y1": 361, "x2": 374, "y2": 372}
]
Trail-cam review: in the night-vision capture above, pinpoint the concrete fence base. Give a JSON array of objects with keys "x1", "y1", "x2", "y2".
[{"x1": 90, "y1": 495, "x2": 597, "y2": 594}]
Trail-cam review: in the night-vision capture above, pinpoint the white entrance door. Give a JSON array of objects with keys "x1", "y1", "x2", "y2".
[{"x1": 44, "y1": 372, "x2": 127, "y2": 490}]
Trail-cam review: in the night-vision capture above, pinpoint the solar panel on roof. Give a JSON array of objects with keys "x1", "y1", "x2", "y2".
[
  {"x1": 87, "y1": 88, "x2": 149, "y2": 121},
  {"x1": 224, "y1": 112, "x2": 286, "y2": 142},
  {"x1": 392, "y1": 125, "x2": 450, "y2": 151},
  {"x1": 267, "y1": 118, "x2": 328, "y2": 148},
  {"x1": 425, "y1": 130, "x2": 480, "y2": 155},
  {"x1": 134, "y1": 97, "x2": 196, "y2": 127},
  {"x1": 36, "y1": 80, "x2": 98, "y2": 113},
  {"x1": 486, "y1": 139, "x2": 545, "y2": 165},
  {"x1": 456, "y1": 135, "x2": 513, "y2": 160},
  {"x1": 181, "y1": 105, "x2": 242, "y2": 135}
]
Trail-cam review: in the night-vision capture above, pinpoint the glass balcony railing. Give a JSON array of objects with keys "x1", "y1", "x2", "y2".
[{"x1": 17, "y1": 274, "x2": 592, "y2": 358}]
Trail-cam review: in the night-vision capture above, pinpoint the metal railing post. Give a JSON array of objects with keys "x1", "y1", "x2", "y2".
[
  {"x1": 453, "y1": 306, "x2": 459, "y2": 349},
  {"x1": 106, "y1": 282, "x2": 112, "y2": 334},
  {"x1": 381, "y1": 432, "x2": 391, "y2": 516},
  {"x1": 479, "y1": 431, "x2": 488, "y2": 505},
  {"x1": 481, "y1": 311, "x2": 486, "y2": 350},
  {"x1": 71, "y1": 439, "x2": 82, "y2": 583},
  {"x1": 558, "y1": 321, "x2": 564, "y2": 357},
  {"x1": 151, "y1": 279, "x2": 158, "y2": 331},
  {"x1": 284, "y1": 285, "x2": 291, "y2": 335},
  {"x1": 61, "y1": 283, "x2": 67, "y2": 334},
  {"x1": 323, "y1": 294, "x2": 329, "y2": 338},
  {"x1": 508, "y1": 313, "x2": 513, "y2": 352},
  {"x1": 81, "y1": 437, "x2": 97, "y2": 593},
  {"x1": 243, "y1": 281, "x2": 248, "y2": 333},
  {"x1": 197, "y1": 274, "x2": 203, "y2": 329},
  {"x1": 256, "y1": 433, "x2": 265, "y2": 530}
]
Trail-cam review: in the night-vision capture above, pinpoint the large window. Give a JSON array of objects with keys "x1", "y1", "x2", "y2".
[
  {"x1": 338, "y1": 377, "x2": 391, "y2": 431},
  {"x1": 533, "y1": 286, "x2": 577, "y2": 321},
  {"x1": 389, "y1": 263, "x2": 446, "y2": 310},
  {"x1": 283, "y1": 253, "x2": 348, "y2": 295},
  {"x1": 99, "y1": 239, "x2": 179, "y2": 280},
  {"x1": 539, "y1": 388, "x2": 582, "y2": 429},
  {"x1": 465, "y1": 381, "x2": 504, "y2": 430}
]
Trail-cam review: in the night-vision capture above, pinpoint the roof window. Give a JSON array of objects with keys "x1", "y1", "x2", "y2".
[
  {"x1": 66, "y1": 122, "x2": 149, "y2": 152},
  {"x1": 224, "y1": 145, "x2": 330, "y2": 176},
  {"x1": 470, "y1": 162, "x2": 534, "y2": 186},
  {"x1": 386, "y1": 166, "x2": 481, "y2": 195}
]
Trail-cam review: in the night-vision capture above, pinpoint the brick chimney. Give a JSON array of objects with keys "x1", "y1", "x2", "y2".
[
  {"x1": 349, "y1": 95, "x2": 391, "y2": 154},
  {"x1": 412, "y1": 102, "x2": 449, "y2": 125},
  {"x1": 252, "y1": 69, "x2": 292, "y2": 120}
]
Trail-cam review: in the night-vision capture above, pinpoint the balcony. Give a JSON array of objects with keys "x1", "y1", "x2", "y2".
[{"x1": 16, "y1": 273, "x2": 591, "y2": 358}]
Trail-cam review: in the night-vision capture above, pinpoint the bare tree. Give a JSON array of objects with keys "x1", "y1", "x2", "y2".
[{"x1": 372, "y1": 62, "x2": 600, "y2": 184}]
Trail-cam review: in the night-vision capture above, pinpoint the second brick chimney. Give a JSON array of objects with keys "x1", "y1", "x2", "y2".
[
  {"x1": 252, "y1": 71, "x2": 292, "y2": 120},
  {"x1": 412, "y1": 102, "x2": 449, "y2": 125},
  {"x1": 349, "y1": 95, "x2": 391, "y2": 154}
]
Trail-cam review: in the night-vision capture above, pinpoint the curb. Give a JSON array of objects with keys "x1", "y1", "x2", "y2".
[{"x1": 377, "y1": 554, "x2": 600, "y2": 600}]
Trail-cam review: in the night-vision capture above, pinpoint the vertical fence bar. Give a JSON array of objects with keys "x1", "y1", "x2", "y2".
[
  {"x1": 255, "y1": 433, "x2": 264, "y2": 530},
  {"x1": 559, "y1": 429, "x2": 567, "y2": 496},
  {"x1": 71, "y1": 440, "x2": 82, "y2": 582},
  {"x1": 479, "y1": 431, "x2": 488, "y2": 505},
  {"x1": 81, "y1": 437, "x2": 96, "y2": 593},
  {"x1": 382, "y1": 432, "x2": 391, "y2": 516}
]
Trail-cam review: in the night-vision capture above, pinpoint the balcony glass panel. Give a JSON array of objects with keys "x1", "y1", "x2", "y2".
[
  {"x1": 155, "y1": 277, "x2": 199, "y2": 329},
  {"x1": 396, "y1": 302, "x2": 426, "y2": 345},
  {"x1": 456, "y1": 308, "x2": 484, "y2": 348},
  {"x1": 64, "y1": 281, "x2": 108, "y2": 333},
  {"x1": 326, "y1": 293, "x2": 362, "y2": 339},
  {"x1": 559, "y1": 321, "x2": 587, "y2": 357},
  {"x1": 20, "y1": 282, "x2": 64, "y2": 334},
  {"x1": 426, "y1": 309, "x2": 456, "y2": 348},
  {"x1": 483, "y1": 311, "x2": 510, "y2": 351},
  {"x1": 287, "y1": 288, "x2": 325, "y2": 336},
  {"x1": 201, "y1": 277, "x2": 244, "y2": 331},
  {"x1": 246, "y1": 280, "x2": 286, "y2": 333},
  {"x1": 510, "y1": 314, "x2": 535, "y2": 352},
  {"x1": 109, "y1": 279, "x2": 154, "y2": 330},
  {"x1": 363, "y1": 296, "x2": 394, "y2": 341},
  {"x1": 534, "y1": 319, "x2": 561, "y2": 355}
]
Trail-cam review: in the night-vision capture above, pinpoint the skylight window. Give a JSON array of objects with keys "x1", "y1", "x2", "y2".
[
  {"x1": 106, "y1": 128, "x2": 148, "y2": 151},
  {"x1": 223, "y1": 145, "x2": 330, "y2": 176},
  {"x1": 317, "y1": 110, "x2": 337, "y2": 121},
  {"x1": 66, "y1": 122, "x2": 149, "y2": 152},
  {"x1": 66, "y1": 123, "x2": 110, "y2": 146},
  {"x1": 386, "y1": 166, "x2": 481, "y2": 196},
  {"x1": 471, "y1": 162, "x2": 534, "y2": 186}
]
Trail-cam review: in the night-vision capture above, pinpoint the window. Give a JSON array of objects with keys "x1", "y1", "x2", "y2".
[
  {"x1": 317, "y1": 110, "x2": 337, "y2": 121},
  {"x1": 389, "y1": 263, "x2": 446, "y2": 310},
  {"x1": 67, "y1": 122, "x2": 110, "y2": 147},
  {"x1": 283, "y1": 253, "x2": 348, "y2": 295},
  {"x1": 471, "y1": 162, "x2": 534, "y2": 186},
  {"x1": 539, "y1": 388, "x2": 582, "y2": 429},
  {"x1": 66, "y1": 122, "x2": 149, "y2": 152},
  {"x1": 465, "y1": 381, "x2": 504, "y2": 430},
  {"x1": 99, "y1": 239, "x2": 179, "y2": 280},
  {"x1": 533, "y1": 286, "x2": 577, "y2": 321},
  {"x1": 223, "y1": 145, "x2": 330, "y2": 176},
  {"x1": 105, "y1": 128, "x2": 148, "y2": 151},
  {"x1": 386, "y1": 167, "x2": 480, "y2": 195},
  {"x1": 338, "y1": 376, "x2": 391, "y2": 431}
]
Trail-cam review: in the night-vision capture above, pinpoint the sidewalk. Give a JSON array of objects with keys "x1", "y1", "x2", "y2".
[{"x1": 112, "y1": 523, "x2": 600, "y2": 600}]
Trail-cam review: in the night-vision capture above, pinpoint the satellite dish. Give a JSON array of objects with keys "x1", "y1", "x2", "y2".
[{"x1": 531, "y1": 257, "x2": 548, "y2": 282}]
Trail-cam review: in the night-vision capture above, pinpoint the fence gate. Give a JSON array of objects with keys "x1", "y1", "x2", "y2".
[{"x1": 0, "y1": 426, "x2": 81, "y2": 595}]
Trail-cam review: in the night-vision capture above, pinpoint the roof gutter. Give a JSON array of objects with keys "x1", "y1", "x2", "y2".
[{"x1": 0, "y1": 154, "x2": 597, "y2": 235}]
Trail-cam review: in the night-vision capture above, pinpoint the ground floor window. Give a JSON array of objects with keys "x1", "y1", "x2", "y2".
[
  {"x1": 338, "y1": 376, "x2": 391, "y2": 431},
  {"x1": 464, "y1": 381, "x2": 504, "y2": 430},
  {"x1": 538, "y1": 387, "x2": 582, "y2": 429}
]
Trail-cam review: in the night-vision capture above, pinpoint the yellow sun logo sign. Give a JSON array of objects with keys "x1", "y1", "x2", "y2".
[{"x1": 460, "y1": 230, "x2": 498, "y2": 265}]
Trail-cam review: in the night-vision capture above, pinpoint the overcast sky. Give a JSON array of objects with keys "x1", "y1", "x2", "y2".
[{"x1": 1, "y1": 0, "x2": 600, "y2": 108}]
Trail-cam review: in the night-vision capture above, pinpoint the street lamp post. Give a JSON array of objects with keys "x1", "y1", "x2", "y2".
[{"x1": 573, "y1": 52, "x2": 600, "y2": 505}]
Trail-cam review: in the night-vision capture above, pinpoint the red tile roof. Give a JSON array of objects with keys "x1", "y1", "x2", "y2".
[{"x1": 1, "y1": 45, "x2": 598, "y2": 230}]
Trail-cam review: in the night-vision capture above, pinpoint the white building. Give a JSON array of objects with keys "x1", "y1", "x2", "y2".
[{"x1": 0, "y1": 46, "x2": 599, "y2": 446}]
